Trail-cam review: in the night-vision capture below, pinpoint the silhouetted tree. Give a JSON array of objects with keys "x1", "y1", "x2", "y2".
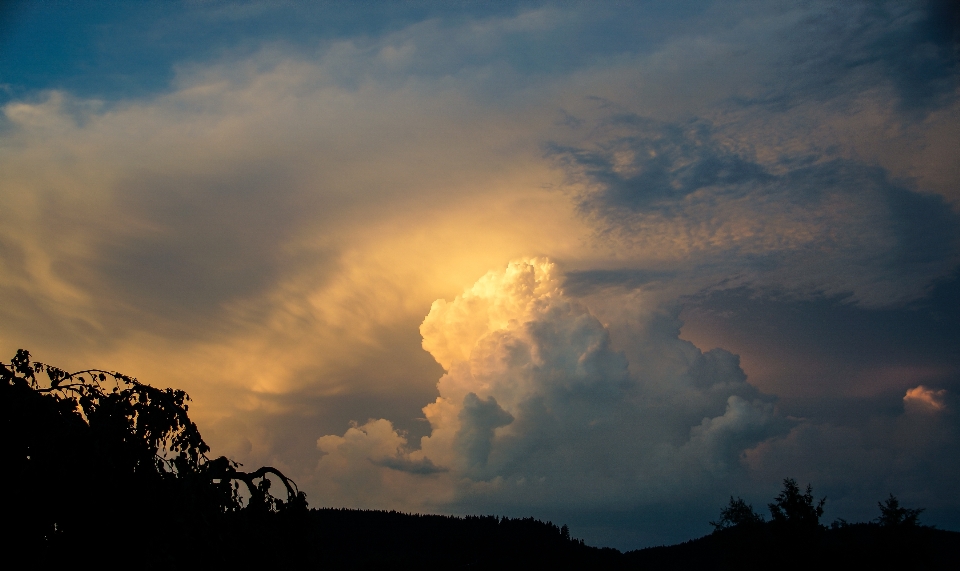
[
  {"x1": 631, "y1": 482, "x2": 960, "y2": 570},
  {"x1": 876, "y1": 494, "x2": 924, "y2": 528},
  {"x1": 711, "y1": 496, "x2": 765, "y2": 531},
  {"x1": 768, "y1": 478, "x2": 825, "y2": 530},
  {"x1": 1, "y1": 349, "x2": 304, "y2": 558}
]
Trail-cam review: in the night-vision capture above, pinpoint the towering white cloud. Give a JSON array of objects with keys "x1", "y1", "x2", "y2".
[{"x1": 314, "y1": 259, "x2": 782, "y2": 511}]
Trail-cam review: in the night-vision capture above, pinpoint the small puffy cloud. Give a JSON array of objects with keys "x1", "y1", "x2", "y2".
[
  {"x1": 904, "y1": 385, "x2": 948, "y2": 413},
  {"x1": 317, "y1": 417, "x2": 446, "y2": 476},
  {"x1": 314, "y1": 419, "x2": 452, "y2": 510},
  {"x1": 317, "y1": 419, "x2": 409, "y2": 471}
]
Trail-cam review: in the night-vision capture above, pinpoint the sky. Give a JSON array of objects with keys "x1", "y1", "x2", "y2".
[{"x1": 1, "y1": 0, "x2": 959, "y2": 550}]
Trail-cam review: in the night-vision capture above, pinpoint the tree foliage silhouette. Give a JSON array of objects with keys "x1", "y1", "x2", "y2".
[
  {"x1": 1, "y1": 349, "x2": 304, "y2": 555},
  {"x1": 711, "y1": 496, "x2": 765, "y2": 531},
  {"x1": 686, "y1": 482, "x2": 954, "y2": 571},
  {"x1": 768, "y1": 478, "x2": 826, "y2": 530},
  {"x1": 877, "y1": 494, "x2": 924, "y2": 528}
]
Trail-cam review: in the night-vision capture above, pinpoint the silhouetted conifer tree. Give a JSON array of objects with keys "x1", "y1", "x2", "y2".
[
  {"x1": 768, "y1": 478, "x2": 825, "y2": 530},
  {"x1": 876, "y1": 494, "x2": 924, "y2": 528},
  {"x1": 711, "y1": 496, "x2": 765, "y2": 531}
]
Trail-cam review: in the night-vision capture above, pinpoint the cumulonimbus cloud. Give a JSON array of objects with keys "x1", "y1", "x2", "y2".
[
  {"x1": 2, "y1": 0, "x2": 958, "y2": 545},
  {"x1": 314, "y1": 258, "x2": 783, "y2": 511}
]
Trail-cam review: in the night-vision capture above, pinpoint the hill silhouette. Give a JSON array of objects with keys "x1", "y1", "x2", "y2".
[
  {"x1": 3, "y1": 350, "x2": 958, "y2": 568},
  {"x1": 625, "y1": 518, "x2": 960, "y2": 570}
]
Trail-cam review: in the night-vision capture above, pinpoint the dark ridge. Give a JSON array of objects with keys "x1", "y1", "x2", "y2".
[
  {"x1": 624, "y1": 523, "x2": 960, "y2": 571},
  {"x1": 206, "y1": 508, "x2": 623, "y2": 568}
]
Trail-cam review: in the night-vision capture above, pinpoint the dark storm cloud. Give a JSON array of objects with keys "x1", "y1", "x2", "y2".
[
  {"x1": 732, "y1": 0, "x2": 959, "y2": 116},
  {"x1": 549, "y1": 113, "x2": 960, "y2": 304},
  {"x1": 883, "y1": 0, "x2": 960, "y2": 113},
  {"x1": 373, "y1": 455, "x2": 448, "y2": 475},
  {"x1": 549, "y1": 117, "x2": 774, "y2": 212},
  {"x1": 563, "y1": 269, "x2": 677, "y2": 295},
  {"x1": 672, "y1": 269, "x2": 960, "y2": 531},
  {"x1": 682, "y1": 270, "x2": 960, "y2": 405},
  {"x1": 456, "y1": 392, "x2": 514, "y2": 473}
]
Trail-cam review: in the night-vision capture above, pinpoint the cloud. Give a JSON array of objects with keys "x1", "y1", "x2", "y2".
[
  {"x1": 2, "y1": 0, "x2": 959, "y2": 548},
  {"x1": 740, "y1": 399, "x2": 960, "y2": 526},
  {"x1": 0, "y1": 42, "x2": 593, "y2": 510},
  {"x1": 455, "y1": 392, "x2": 514, "y2": 474},
  {"x1": 317, "y1": 418, "x2": 444, "y2": 476},
  {"x1": 563, "y1": 269, "x2": 677, "y2": 296},
  {"x1": 315, "y1": 259, "x2": 784, "y2": 513},
  {"x1": 373, "y1": 454, "x2": 448, "y2": 476},
  {"x1": 685, "y1": 395, "x2": 777, "y2": 474},
  {"x1": 550, "y1": 117, "x2": 774, "y2": 211},
  {"x1": 314, "y1": 419, "x2": 452, "y2": 509},
  {"x1": 904, "y1": 385, "x2": 948, "y2": 413},
  {"x1": 745, "y1": 0, "x2": 960, "y2": 115},
  {"x1": 550, "y1": 113, "x2": 960, "y2": 306},
  {"x1": 312, "y1": 258, "x2": 960, "y2": 539}
]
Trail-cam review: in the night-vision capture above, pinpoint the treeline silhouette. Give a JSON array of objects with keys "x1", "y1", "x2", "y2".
[
  {"x1": 3, "y1": 350, "x2": 958, "y2": 568},
  {"x1": 627, "y1": 481, "x2": 959, "y2": 570}
]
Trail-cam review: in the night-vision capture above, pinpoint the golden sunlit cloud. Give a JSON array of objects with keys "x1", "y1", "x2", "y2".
[{"x1": 904, "y1": 385, "x2": 948, "y2": 413}]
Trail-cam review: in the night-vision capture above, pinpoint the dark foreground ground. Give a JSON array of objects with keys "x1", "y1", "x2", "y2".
[
  {"x1": 624, "y1": 521, "x2": 960, "y2": 570},
  {"x1": 31, "y1": 507, "x2": 957, "y2": 569}
]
